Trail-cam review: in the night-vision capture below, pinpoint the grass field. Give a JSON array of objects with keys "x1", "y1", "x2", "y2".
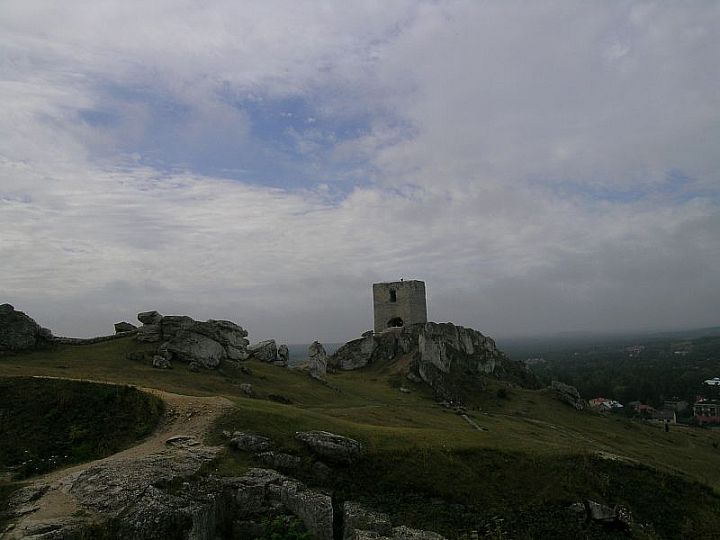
[{"x1": 3, "y1": 337, "x2": 720, "y2": 537}]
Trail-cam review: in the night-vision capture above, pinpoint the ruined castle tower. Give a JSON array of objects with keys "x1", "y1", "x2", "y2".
[{"x1": 372, "y1": 280, "x2": 427, "y2": 333}]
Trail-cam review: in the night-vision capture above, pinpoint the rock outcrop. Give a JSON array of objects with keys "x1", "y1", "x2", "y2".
[
  {"x1": 135, "y1": 311, "x2": 250, "y2": 370},
  {"x1": 5, "y1": 436, "x2": 223, "y2": 540},
  {"x1": 329, "y1": 322, "x2": 539, "y2": 399},
  {"x1": 295, "y1": 430, "x2": 364, "y2": 464},
  {"x1": 551, "y1": 381, "x2": 587, "y2": 410},
  {"x1": 343, "y1": 501, "x2": 393, "y2": 540},
  {"x1": 308, "y1": 341, "x2": 328, "y2": 378},
  {"x1": 114, "y1": 321, "x2": 137, "y2": 333},
  {"x1": 248, "y1": 339, "x2": 278, "y2": 362},
  {"x1": 229, "y1": 432, "x2": 273, "y2": 453},
  {"x1": 277, "y1": 344, "x2": 290, "y2": 366},
  {"x1": 230, "y1": 468, "x2": 334, "y2": 540},
  {"x1": 0, "y1": 304, "x2": 53, "y2": 353},
  {"x1": 341, "y1": 502, "x2": 446, "y2": 540}
]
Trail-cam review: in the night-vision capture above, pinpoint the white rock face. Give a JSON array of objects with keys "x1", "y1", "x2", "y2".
[
  {"x1": 248, "y1": 339, "x2": 278, "y2": 362},
  {"x1": 135, "y1": 312, "x2": 250, "y2": 370},
  {"x1": 166, "y1": 332, "x2": 225, "y2": 368},
  {"x1": 328, "y1": 322, "x2": 538, "y2": 399},
  {"x1": 307, "y1": 341, "x2": 327, "y2": 378}
]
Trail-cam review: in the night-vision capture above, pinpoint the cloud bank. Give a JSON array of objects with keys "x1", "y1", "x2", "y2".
[{"x1": 1, "y1": 1, "x2": 718, "y2": 342}]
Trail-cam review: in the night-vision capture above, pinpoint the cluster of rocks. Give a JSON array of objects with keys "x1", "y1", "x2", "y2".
[
  {"x1": 0, "y1": 304, "x2": 53, "y2": 353},
  {"x1": 228, "y1": 469, "x2": 445, "y2": 540},
  {"x1": 550, "y1": 380, "x2": 587, "y2": 410},
  {"x1": 329, "y1": 322, "x2": 540, "y2": 399},
  {"x1": 222, "y1": 430, "x2": 442, "y2": 540},
  {"x1": 227, "y1": 429, "x2": 363, "y2": 468},
  {"x1": 133, "y1": 310, "x2": 250, "y2": 370},
  {"x1": 247, "y1": 339, "x2": 290, "y2": 367}
]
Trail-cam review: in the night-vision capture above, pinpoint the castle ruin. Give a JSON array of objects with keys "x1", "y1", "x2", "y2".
[{"x1": 372, "y1": 280, "x2": 427, "y2": 333}]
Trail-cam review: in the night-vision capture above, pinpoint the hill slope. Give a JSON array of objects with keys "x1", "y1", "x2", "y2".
[{"x1": 2, "y1": 337, "x2": 720, "y2": 538}]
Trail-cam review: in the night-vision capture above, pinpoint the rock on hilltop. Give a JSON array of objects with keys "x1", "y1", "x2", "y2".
[
  {"x1": 329, "y1": 322, "x2": 540, "y2": 398},
  {"x1": 136, "y1": 310, "x2": 250, "y2": 369},
  {"x1": 0, "y1": 304, "x2": 53, "y2": 353}
]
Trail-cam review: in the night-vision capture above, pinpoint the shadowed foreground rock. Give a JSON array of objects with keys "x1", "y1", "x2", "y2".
[{"x1": 0, "y1": 304, "x2": 53, "y2": 353}]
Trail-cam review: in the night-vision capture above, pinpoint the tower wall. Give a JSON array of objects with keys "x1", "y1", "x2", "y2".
[{"x1": 372, "y1": 280, "x2": 427, "y2": 333}]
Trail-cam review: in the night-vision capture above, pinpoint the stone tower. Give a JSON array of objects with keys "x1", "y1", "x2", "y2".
[{"x1": 372, "y1": 280, "x2": 427, "y2": 333}]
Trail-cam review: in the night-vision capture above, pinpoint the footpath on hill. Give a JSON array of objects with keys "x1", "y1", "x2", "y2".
[{"x1": 4, "y1": 378, "x2": 233, "y2": 539}]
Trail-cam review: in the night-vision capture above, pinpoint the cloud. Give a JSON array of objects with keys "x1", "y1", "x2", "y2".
[{"x1": 0, "y1": 1, "x2": 718, "y2": 342}]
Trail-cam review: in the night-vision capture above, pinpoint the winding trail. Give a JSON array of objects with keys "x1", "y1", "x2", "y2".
[{"x1": 3, "y1": 379, "x2": 233, "y2": 539}]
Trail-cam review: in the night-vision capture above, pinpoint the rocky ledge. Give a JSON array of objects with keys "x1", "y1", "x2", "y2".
[
  {"x1": 0, "y1": 304, "x2": 53, "y2": 353},
  {"x1": 329, "y1": 322, "x2": 540, "y2": 399}
]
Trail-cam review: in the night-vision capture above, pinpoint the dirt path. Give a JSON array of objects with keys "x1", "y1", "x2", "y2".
[{"x1": 3, "y1": 380, "x2": 234, "y2": 539}]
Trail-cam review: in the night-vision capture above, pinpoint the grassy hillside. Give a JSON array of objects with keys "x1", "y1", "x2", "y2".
[
  {"x1": 4, "y1": 338, "x2": 720, "y2": 537},
  {"x1": 0, "y1": 377, "x2": 163, "y2": 479}
]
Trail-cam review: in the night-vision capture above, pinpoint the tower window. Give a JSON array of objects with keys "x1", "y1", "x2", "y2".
[{"x1": 389, "y1": 289, "x2": 397, "y2": 302}]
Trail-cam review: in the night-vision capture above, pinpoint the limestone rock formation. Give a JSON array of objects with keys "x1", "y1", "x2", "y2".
[
  {"x1": 135, "y1": 311, "x2": 250, "y2": 369},
  {"x1": 248, "y1": 339, "x2": 278, "y2": 362},
  {"x1": 343, "y1": 501, "x2": 393, "y2": 540},
  {"x1": 551, "y1": 380, "x2": 587, "y2": 410},
  {"x1": 114, "y1": 321, "x2": 137, "y2": 333},
  {"x1": 137, "y1": 310, "x2": 163, "y2": 324},
  {"x1": 0, "y1": 304, "x2": 53, "y2": 353},
  {"x1": 331, "y1": 333, "x2": 379, "y2": 370},
  {"x1": 277, "y1": 343, "x2": 290, "y2": 366},
  {"x1": 166, "y1": 331, "x2": 225, "y2": 368},
  {"x1": 329, "y1": 322, "x2": 539, "y2": 399},
  {"x1": 308, "y1": 341, "x2": 328, "y2": 378},
  {"x1": 5, "y1": 436, "x2": 223, "y2": 539},
  {"x1": 136, "y1": 310, "x2": 163, "y2": 342},
  {"x1": 229, "y1": 432, "x2": 273, "y2": 453},
  {"x1": 295, "y1": 430, "x2": 364, "y2": 464},
  {"x1": 231, "y1": 468, "x2": 334, "y2": 540},
  {"x1": 257, "y1": 451, "x2": 302, "y2": 470}
]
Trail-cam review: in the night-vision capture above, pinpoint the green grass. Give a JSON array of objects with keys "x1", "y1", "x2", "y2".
[
  {"x1": 0, "y1": 377, "x2": 163, "y2": 479},
  {"x1": 5, "y1": 338, "x2": 720, "y2": 537}
]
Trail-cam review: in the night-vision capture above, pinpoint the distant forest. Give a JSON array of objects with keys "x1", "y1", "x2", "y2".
[{"x1": 501, "y1": 331, "x2": 720, "y2": 408}]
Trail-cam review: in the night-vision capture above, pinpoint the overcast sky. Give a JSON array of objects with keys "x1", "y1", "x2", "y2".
[{"x1": 1, "y1": 1, "x2": 719, "y2": 343}]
